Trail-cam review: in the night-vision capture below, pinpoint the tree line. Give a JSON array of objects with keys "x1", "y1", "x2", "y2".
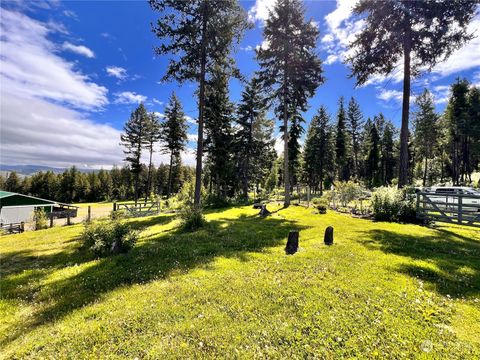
[
  {"x1": 149, "y1": 0, "x2": 477, "y2": 207},
  {"x1": 0, "y1": 164, "x2": 194, "y2": 203}
]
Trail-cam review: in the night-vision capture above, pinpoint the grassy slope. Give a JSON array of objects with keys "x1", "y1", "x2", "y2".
[{"x1": 1, "y1": 205, "x2": 479, "y2": 359}]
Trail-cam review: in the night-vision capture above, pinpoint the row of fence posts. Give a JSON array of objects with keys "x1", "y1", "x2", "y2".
[{"x1": 48, "y1": 206, "x2": 91, "y2": 228}]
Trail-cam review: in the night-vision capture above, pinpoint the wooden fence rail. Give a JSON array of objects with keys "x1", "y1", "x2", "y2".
[
  {"x1": 416, "y1": 192, "x2": 480, "y2": 228},
  {"x1": 115, "y1": 201, "x2": 160, "y2": 217}
]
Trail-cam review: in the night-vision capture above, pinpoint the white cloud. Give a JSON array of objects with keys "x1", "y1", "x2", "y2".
[
  {"x1": 187, "y1": 134, "x2": 198, "y2": 142},
  {"x1": 431, "y1": 17, "x2": 480, "y2": 78},
  {"x1": 152, "y1": 98, "x2": 163, "y2": 105},
  {"x1": 323, "y1": 1, "x2": 480, "y2": 85},
  {"x1": 248, "y1": 0, "x2": 276, "y2": 23},
  {"x1": 153, "y1": 111, "x2": 165, "y2": 118},
  {"x1": 0, "y1": 9, "x2": 117, "y2": 167},
  {"x1": 255, "y1": 39, "x2": 270, "y2": 51},
  {"x1": 62, "y1": 41, "x2": 95, "y2": 58},
  {"x1": 63, "y1": 10, "x2": 78, "y2": 20},
  {"x1": 321, "y1": 0, "x2": 362, "y2": 65},
  {"x1": 185, "y1": 115, "x2": 196, "y2": 124},
  {"x1": 0, "y1": 9, "x2": 107, "y2": 110},
  {"x1": 377, "y1": 89, "x2": 403, "y2": 103},
  {"x1": 0, "y1": 91, "x2": 123, "y2": 168},
  {"x1": 114, "y1": 91, "x2": 147, "y2": 104},
  {"x1": 106, "y1": 66, "x2": 127, "y2": 80},
  {"x1": 240, "y1": 45, "x2": 254, "y2": 52},
  {"x1": 431, "y1": 85, "x2": 451, "y2": 105}
]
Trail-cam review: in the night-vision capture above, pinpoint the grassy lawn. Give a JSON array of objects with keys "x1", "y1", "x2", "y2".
[{"x1": 1, "y1": 205, "x2": 479, "y2": 358}]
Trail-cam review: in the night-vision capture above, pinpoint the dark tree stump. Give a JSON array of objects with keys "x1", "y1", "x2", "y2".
[
  {"x1": 259, "y1": 205, "x2": 271, "y2": 216},
  {"x1": 324, "y1": 226, "x2": 334, "y2": 245},
  {"x1": 285, "y1": 231, "x2": 299, "y2": 255},
  {"x1": 253, "y1": 203, "x2": 263, "y2": 209}
]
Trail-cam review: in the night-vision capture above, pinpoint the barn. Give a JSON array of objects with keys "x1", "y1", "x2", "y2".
[{"x1": 0, "y1": 191, "x2": 78, "y2": 228}]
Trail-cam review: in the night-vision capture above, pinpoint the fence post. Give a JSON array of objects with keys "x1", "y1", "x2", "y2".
[
  {"x1": 458, "y1": 195, "x2": 463, "y2": 225},
  {"x1": 20, "y1": 222, "x2": 25, "y2": 232},
  {"x1": 67, "y1": 212, "x2": 71, "y2": 226},
  {"x1": 307, "y1": 186, "x2": 310, "y2": 208},
  {"x1": 50, "y1": 213, "x2": 54, "y2": 228},
  {"x1": 87, "y1": 206, "x2": 91, "y2": 222},
  {"x1": 157, "y1": 200, "x2": 160, "y2": 214},
  {"x1": 113, "y1": 202, "x2": 117, "y2": 212}
]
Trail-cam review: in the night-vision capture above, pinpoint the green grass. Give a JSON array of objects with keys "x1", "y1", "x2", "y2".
[{"x1": 1, "y1": 205, "x2": 479, "y2": 358}]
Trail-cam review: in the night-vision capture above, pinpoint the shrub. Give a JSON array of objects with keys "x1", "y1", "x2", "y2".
[
  {"x1": 179, "y1": 206, "x2": 206, "y2": 231},
  {"x1": 205, "y1": 193, "x2": 231, "y2": 209},
  {"x1": 312, "y1": 197, "x2": 328, "y2": 214},
  {"x1": 81, "y1": 219, "x2": 138, "y2": 257},
  {"x1": 110, "y1": 209, "x2": 127, "y2": 220},
  {"x1": 335, "y1": 181, "x2": 365, "y2": 207},
  {"x1": 371, "y1": 186, "x2": 417, "y2": 223},
  {"x1": 176, "y1": 179, "x2": 207, "y2": 208},
  {"x1": 34, "y1": 209, "x2": 48, "y2": 230}
]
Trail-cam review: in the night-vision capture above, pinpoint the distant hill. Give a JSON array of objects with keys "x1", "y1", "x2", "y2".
[{"x1": 0, "y1": 164, "x2": 97, "y2": 176}]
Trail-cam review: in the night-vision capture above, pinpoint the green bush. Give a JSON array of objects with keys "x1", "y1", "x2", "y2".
[
  {"x1": 335, "y1": 181, "x2": 365, "y2": 207},
  {"x1": 110, "y1": 209, "x2": 127, "y2": 220},
  {"x1": 371, "y1": 186, "x2": 417, "y2": 223},
  {"x1": 312, "y1": 197, "x2": 328, "y2": 214},
  {"x1": 179, "y1": 206, "x2": 206, "y2": 231},
  {"x1": 81, "y1": 219, "x2": 138, "y2": 257},
  {"x1": 34, "y1": 209, "x2": 48, "y2": 230}
]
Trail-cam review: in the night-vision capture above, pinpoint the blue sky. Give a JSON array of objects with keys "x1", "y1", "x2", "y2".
[{"x1": 1, "y1": 0, "x2": 479, "y2": 168}]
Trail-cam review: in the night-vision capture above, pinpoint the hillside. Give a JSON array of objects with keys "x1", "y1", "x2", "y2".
[{"x1": 1, "y1": 205, "x2": 479, "y2": 358}]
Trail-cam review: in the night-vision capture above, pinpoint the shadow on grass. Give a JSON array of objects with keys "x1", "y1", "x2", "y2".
[
  {"x1": 0, "y1": 210, "x2": 307, "y2": 347},
  {"x1": 360, "y1": 227, "x2": 480, "y2": 298}
]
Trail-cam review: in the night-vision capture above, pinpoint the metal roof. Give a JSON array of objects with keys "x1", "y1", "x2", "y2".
[
  {"x1": 0, "y1": 191, "x2": 16, "y2": 199},
  {"x1": 0, "y1": 191, "x2": 78, "y2": 208}
]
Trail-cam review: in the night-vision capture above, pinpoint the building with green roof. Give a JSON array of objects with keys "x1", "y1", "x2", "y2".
[{"x1": 0, "y1": 191, "x2": 77, "y2": 227}]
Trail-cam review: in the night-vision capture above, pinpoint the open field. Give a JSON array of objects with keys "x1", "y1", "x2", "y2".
[{"x1": 1, "y1": 205, "x2": 479, "y2": 358}]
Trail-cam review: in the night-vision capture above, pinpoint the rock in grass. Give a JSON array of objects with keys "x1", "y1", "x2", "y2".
[
  {"x1": 285, "y1": 231, "x2": 299, "y2": 255},
  {"x1": 324, "y1": 226, "x2": 334, "y2": 245}
]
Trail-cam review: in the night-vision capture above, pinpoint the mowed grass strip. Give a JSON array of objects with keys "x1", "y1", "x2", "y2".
[{"x1": 1, "y1": 205, "x2": 479, "y2": 359}]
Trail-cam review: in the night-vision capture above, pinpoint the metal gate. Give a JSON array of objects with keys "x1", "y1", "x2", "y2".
[{"x1": 416, "y1": 192, "x2": 480, "y2": 227}]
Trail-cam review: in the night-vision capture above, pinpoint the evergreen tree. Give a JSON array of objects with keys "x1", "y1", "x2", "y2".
[
  {"x1": 204, "y1": 64, "x2": 235, "y2": 198},
  {"x1": 144, "y1": 112, "x2": 161, "y2": 201},
  {"x1": 413, "y1": 89, "x2": 439, "y2": 186},
  {"x1": 120, "y1": 103, "x2": 149, "y2": 203},
  {"x1": 468, "y1": 86, "x2": 480, "y2": 175},
  {"x1": 5, "y1": 172, "x2": 22, "y2": 193},
  {"x1": 256, "y1": 0, "x2": 324, "y2": 206},
  {"x1": 303, "y1": 106, "x2": 335, "y2": 195},
  {"x1": 335, "y1": 97, "x2": 349, "y2": 181},
  {"x1": 446, "y1": 78, "x2": 471, "y2": 184},
  {"x1": 346, "y1": 97, "x2": 364, "y2": 178},
  {"x1": 365, "y1": 119, "x2": 381, "y2": 187},
  {"x1": 236, "y1": 76, "x2": 274, "y2": 199},
  {"x1": 160, "y1": 93, "x2": 188, "y2": 198},
  {"x1": 382, "y1": 121, "x2": 396, "y2": 185},
  {"x1": 150, "y1": 0, "x2": 248, "y2": 208},
  {"x1": 347, "y1": 0, "x2": 477, "y2": 187}
]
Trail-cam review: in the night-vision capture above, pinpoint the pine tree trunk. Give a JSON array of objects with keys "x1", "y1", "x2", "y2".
[
  {"x1": 194, "y1": 1, "x2": 208, "y2": 209},
  {"x1": 167, "y1": 152, "x2": 173, "y2": 199},
  {"x1": 423, "y1": 156, "x2": 428, "y2": 187},
  {"x1": 398, "y1": 31, "x2": 411, "y2": 188}
]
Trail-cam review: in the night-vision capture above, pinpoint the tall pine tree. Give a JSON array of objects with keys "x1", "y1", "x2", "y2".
[
  {"x1": 347, "y1": 0, "x2": 477, "y2": 187},
  {"x1": 413, "y1": 89, "x2": 439, "y2": 186},
  {"x1": 256, "y1": 0, "x2": 324, "y2": 206},
  {"x1": 160, "y1": 93, "x2": 188, "y2": 198},
  {"x1": 150, "y1": 0, "x2": 248, "y2": 208},
  {"x1": 120, "y1": 103, "x2": 149, "y2": 203},
  {"x1": 346, "y1": 97, "x2": 364, "y2": 179},
  {"x1": 335, "y1": 97, "x2": 349, "y2": 181}
]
